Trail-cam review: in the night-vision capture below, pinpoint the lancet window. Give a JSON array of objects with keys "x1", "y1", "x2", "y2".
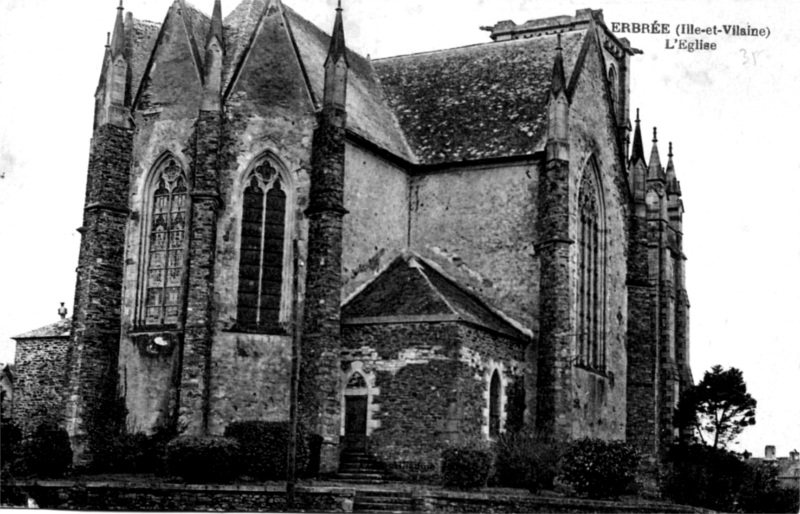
[
  {"x1": 143, "y1": 157, "x2": 188, "y2": 326},
  {"x1": 236, "y1": 160, "x2": 288, "y2": 329},
  {"x1": 577, "y1": 166, "x2": 606, "y2": 370}
]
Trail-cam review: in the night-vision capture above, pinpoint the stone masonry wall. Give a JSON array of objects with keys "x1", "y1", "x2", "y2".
[
  {"x1": 12, "y1": 338, "x2": 70, "y2": 436},
  {"x1": 341, "y1": 142, "x2": 409, "y2": 300},
  {"x1": 410, "y1": 161, "x2": 540, "y2": 333},
  {"x1": 207, "y1": 333, "x2": 291, "y2": 434},
  {"x1": 341, "y1": 322, "x2": 526, "y2": 468}
]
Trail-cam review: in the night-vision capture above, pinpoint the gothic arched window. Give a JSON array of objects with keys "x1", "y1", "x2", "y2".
[
  {"x1": 577, "y1": 165, "x2": 606, "y2": 370},
  {"x1": 236, "y1": 159, "x2": 288, "y2": 329},
  {"x1": 489, "y1": 370, "x2": 501, "y2": 439},
  {"x1": 142, "y1": 157, "x2": 188, "y2": 326}
]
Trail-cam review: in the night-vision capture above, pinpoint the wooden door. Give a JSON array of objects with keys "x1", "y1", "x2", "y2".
[{"x1": 344, "y1": 395, "x2": 368, "y2": 450}]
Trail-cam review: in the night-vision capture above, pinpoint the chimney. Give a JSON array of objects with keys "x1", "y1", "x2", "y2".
[
  {"x1": 58, "y1": 302, "x2": 68, "y2": 320},
  {"x1": 765, "y1": 445, "x2": 776, "y2": 460},
  {"x1": 790, "y1": 449, "x2": 799, "y2": 461}
]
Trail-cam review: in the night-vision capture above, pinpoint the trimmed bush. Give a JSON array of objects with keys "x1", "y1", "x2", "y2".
[
  {"x1": 559, "y1": 438, "x2": 640, "y2": 499},
  {"x1": 441, "y1": 445, "x2": 493, "y2": 490},
  {"x1": 165, "y1": 436, "x2": 240, "y2": 483},
  {"x1": 21, "y1": 421, "x2": 73, "y2": 478},
  {"x1": 224, "y1": 420, "x2": 310, "y2": 480},
  {"x1": 493, "y1": 430, "x2": 565, "y2": 493}
]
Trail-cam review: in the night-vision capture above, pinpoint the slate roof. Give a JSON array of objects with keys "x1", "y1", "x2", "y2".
[
  {"x1": 283, "y1": 6, "x2": 415, "y2": 161},
  {"x1": 130, "y1": 18, "x2": 162, "y2": 100},
  {"x1": 342, "y1": 254, "x2": 527, "y2": 341},
  {"x1": 181, "y1": 2, "x2": 212, "y2": 70},
  {"x1": 13, "y1": 318, "x2": 72, "y2": 340},
  {"x1": 125, "y1": 1, "x2": 589, "y2": 165},
  {"x1": 372, "y1": 30, "x2": 586, "y2": 165}
]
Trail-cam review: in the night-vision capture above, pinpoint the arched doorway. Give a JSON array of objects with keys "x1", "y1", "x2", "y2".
[
  {"x1": 489, "y1": 370, "x2": 501, "y2": 439},
  {"x1": 343, "y1": 372, "x2": 368, "y2": 450}
]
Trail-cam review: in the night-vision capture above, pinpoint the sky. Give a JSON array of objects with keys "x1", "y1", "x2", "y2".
[{"x1": 0, "y1": 0, "x2": 798, "y2": 458}]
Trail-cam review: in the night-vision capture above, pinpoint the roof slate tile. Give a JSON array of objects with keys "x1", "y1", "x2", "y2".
[{"x1": 373, "y1": 31, "x2": 586, "y2": 164}]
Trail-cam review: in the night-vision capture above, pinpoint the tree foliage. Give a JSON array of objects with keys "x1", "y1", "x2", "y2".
[{"x1": 678, "y1": 365, "x2": 756, "y2": 449}]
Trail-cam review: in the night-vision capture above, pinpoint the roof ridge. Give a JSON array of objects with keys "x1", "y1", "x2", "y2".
[
  {"x1": 411, "y1": 253, "x2": 533, "y2": 339},
  {"x1": 373, "y1": 28, "x2": 585, "y2": 63},
  {"x1": 409, "y1": 256, "x2": 461, "y2": 318}
]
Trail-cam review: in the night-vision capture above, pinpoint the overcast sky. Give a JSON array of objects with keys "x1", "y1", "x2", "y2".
[{"x1": 1, "y1": 0, "x2": 797, "y2": 457}]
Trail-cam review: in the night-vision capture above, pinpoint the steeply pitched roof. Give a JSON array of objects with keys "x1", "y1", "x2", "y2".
[
  {"x1": 13, "y1": 318, "x2": 72, "y2": 340},
  {"x1": 372, "y1": 30, "x2": 586, "y2": 165},
  {"x1": 284, "y1": 7, "x2": 414, "y2": 161},
  {"x1": 125, "y1": 2, "x2": 592, "y2": 165},
  {"x1": 130, "y1": 18, "x2": 162, "y2": 100},
  {"x1": 181, "y1": 1, "x2": 212, "y2": 71},
  {"x1": 342, "y1": 254, "x2": 527, "y2": 341},
  {"x1": 222, "y1": 0, "x2": 265, "y2": 90}
]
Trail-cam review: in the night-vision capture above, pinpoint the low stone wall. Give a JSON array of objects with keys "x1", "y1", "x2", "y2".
[
  {"x1": 0, "y1": 479, "x2": 708, "y2": 513},
  {"x1": 416, "y1": 489, "x2": 706, "y2": 513},
  {"x1": 1, "y1": 481, "x2": 355, "y2": 512}
]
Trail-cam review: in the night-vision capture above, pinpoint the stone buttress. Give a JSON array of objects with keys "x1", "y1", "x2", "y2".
[
  {"x1": 535, "y1": 38, "x2": 574, "y2": 439},
  {"x1": 65, "y1": 1, "x2": 133, "y2": 465},
  {"x1": 298, "y1": 1, "x2": 349, "y2": 474},
  {"x1": 179, "y1": 0, "x2": 224, "y2": 434}
]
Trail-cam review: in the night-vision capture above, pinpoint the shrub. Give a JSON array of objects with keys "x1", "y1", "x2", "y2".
[
  {"x1": 441, "y1": 445, "x2": 493, "y2": 490},
  {"x1": 661, "y1": 443, "x2": 745, "y2": 512},
  {"x1": 493, "y1": 430, "x2": 565, "y2": 493},
  {"x1": 559, "y1": 438, "x2": 639, "y2": 499},
  {"x1": 165, "y1": 436, "x2": 240, "y2": 483},
  {"x1": 224, "y1": 420, "x2": 310, "y2": 480},
  {"x1": 0, "y1": 420, "x2": 21, "y2": 472},
  {"x1": 21, "y1": 421, "x2": 73, "y2": 477}
]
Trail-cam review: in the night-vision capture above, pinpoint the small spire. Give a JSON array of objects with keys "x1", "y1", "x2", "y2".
[
  {"x1": 550, "y1": 33, "x2": 566, "y2": 94},
  {"x1": 207, "y1": 0, "x2": 224, "y2": 48},
  {"x1": 325, "y1": 0, "x2": 348, "y2": 66},
  {"x1": 110, "y1": 0, "x2": 126, "y2": 56},
  {"x1": 106, "y1": 32, "x2": 111, "y2": 48},
  {"x1": 629, "y1": 108, "x2": 644, "y2": 164},
  {"x1": 666, "y1": 142, "x2": 681, "y2": 195},
  {"x1": 648, "y1": 126, "x2": 663, "y2": 180}
]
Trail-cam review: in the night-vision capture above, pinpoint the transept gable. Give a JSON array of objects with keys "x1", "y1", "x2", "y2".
[{"x1": 568, "y1": 29, "x2": 630, "y2": 200}]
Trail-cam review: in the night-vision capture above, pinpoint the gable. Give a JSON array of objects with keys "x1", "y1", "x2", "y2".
[
  {"x1": 343, "y1": 254, "x2": 527, "y2": 341},
  {"x1": 226, "y1": 1, "x2": 315, "y2": 115},
  {"x1": 135, "y1": 4, "x2": 204, "y2": 114},
  {"x1": 373, "y1": 31, "x2": 585, "y2": 165}
]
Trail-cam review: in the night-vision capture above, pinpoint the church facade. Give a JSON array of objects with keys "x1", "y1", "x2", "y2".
[{"x1": 12, "y1": 0, "x2": 691, "y2": 473}]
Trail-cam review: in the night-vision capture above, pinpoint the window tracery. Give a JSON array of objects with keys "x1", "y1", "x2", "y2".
[
  {"x1": 143, "y1": 158, "x2": 187, "y2": 326},
  {"x1": 577, "y1": 166, "x2": 606, "y2": 370},
  {"x1": 236, "y1": 159, "x2": 288, "y2": 329}
]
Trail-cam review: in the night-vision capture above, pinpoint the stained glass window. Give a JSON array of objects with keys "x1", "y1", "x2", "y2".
[
  {"x1": 237, "y1": 160, "x2": 287, "y2": 329},
  {"x1": 144, "y1": 159, "x2": 187, "y2": 326}
]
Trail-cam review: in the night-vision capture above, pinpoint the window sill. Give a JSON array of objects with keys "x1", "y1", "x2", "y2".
[
  {"x1": 574, "y1": 363, "x2": 613, "y2": 381},
  {"x1": 223, "y1": 323, "x2": 289, "y2": 336},
  {"x1": 128, "y1": 325, "x2": 181, "y2": 335}
]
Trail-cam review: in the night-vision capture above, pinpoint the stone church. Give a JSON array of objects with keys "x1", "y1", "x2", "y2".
[{"x1": 11, "y1": 0, "x2": 692, "y2": 473}]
